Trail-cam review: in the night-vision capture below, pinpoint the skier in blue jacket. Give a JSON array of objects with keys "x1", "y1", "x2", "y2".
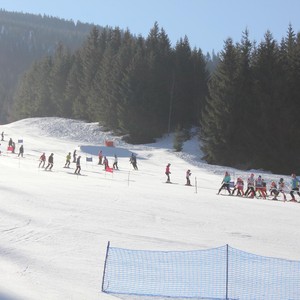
[
  {"x1": 217, "y1": 171, "x2": 231, "y2": 195},
  {"x1": 290, "y1": 173, "x2": 300, "y2": 202}
]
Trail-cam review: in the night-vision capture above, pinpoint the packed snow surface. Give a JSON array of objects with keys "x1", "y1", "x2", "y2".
[{"x1": 0, "y1": 117, "x2": 300, "y2": 300}]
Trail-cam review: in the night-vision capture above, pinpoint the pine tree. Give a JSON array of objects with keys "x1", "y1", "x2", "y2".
[
  {"x1": 50, "y1": 43, "x2": 72, "y2": 117},
  {"x1": 251, "y1": 31, "x2": 285, "y2": 171},
  {"x1": 79, "y1": 26, "x2": 106, "y2": 121},
  {"x1": 275, "y1": 25, "x2": 300, "y2": 173},
  {"x1": 143, "y1": 23, "x2": 173, "y2": 137},
  {"x1": 116, "y1": 38, "x2": 144, "y2": 141},
  {"x1": 13, "y1": 57, "x2": 53, "y2": 118},
  {"x1": 64, "y1": 55, "x2": 84, "y2": 119},
  {"x1": 200, "y1": 38, "x2": 239, "y2": 165},
  {"x1": 190, "y1": 48, "x2": 209, "y2": 126},
  {"x1": 172, "y1": 36, "x2": 194, "y2": 128},
  {"x1": 93, "y1": 27, "x2": 123, "y2": 129},
  {"x1": 231, "y1": 29, "x2": 255, "y2": 166}
]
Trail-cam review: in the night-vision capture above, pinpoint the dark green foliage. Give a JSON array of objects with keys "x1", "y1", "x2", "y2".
[
  {"x1": 0, "y1": 9, "x2": 98, "y2": 123},
  {"x1": 201, "y1": 25, "x2": 300, "y2": 174},
  {"x1": 50, "y1": 44, "x2": 73, "y2": 117},
  {"x1": 12, "y1": 21, "x2": 208, "y2": 144},
  {"x1": 13, "y1": 58, "x2": 53, "y2": 118},
  {"x1": 64, "y1": 55, "x2": 84, "y2": 118},
  {"x1": 201, "y1": 38, "x2": 239, "y2": 166}
]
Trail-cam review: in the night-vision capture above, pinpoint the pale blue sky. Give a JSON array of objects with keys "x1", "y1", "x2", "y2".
[{"x1": 1, "y1": 0, "x2": 300, "y2": 54}]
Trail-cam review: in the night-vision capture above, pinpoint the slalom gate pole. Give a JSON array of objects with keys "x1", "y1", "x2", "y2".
[{"x1": 101, "y1": 241, "x2": 110, "y2": 292}]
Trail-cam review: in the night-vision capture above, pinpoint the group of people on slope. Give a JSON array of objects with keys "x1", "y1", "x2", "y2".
[
  {"x1": 218, "y1": 171, "x2": 300, "y2": 202},
  {"x1": 97, "y1": 151, "x2": 117, "y2": 170},
  {"x1": 98, "y1": 150, "x2": 119, "y2": 171},
  {"x1": 99, "y1": 150, "x2": 139, "y2": 171},
  {"x1": 38, "y1": 149, "x2": 138, "y2": 175},
  {"x1": 39, "y1": 152, "x2": 80, "y2": 173},
  {"x1": 165, "y1": 163, "x2": 192, "y2": 186}
]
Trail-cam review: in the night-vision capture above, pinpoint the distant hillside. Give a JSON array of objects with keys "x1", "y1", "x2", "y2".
[{"x1": 0, "y1": 9, "x2": 100, "y2": 123}]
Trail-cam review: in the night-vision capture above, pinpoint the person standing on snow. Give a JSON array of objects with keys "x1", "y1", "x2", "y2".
[
  {"x1": 103, "y1": 156, "x2": 109, "y2": 170},
  {"x1": 231, "y1": 177, "x2": 244, "y2": 196},
  {"x1": 245, "y1": 173, "x2": 256, "y2": 198},
  {"x1": 278, "y1": 178, "x2": 287, "y2": 201},
  {"x1": 165, "y1": 163, "x2": 171, "y2": 183},
  {"x1": 18, "y1": 144, "x2": 24, "y2": 157},
  {"x1": 64, "y1": 152, "x2": 71, "y2": 168},
  {"x1": 217, "y1": 171, "x2": 231, "y2": 194},
  {"x1": 45, "y1": 153, "x2": 54, "y2": 171},
  {"x1": 290, "y1": 173, "x2": 300, "y2": 202},
  {"x1": 255, "y1": 175, "x2": 266, "y2": 199},
  {"x1": 39, "y1": 153, "x2": 46, "y2": 168},
  {"x1": 1, "y1": 131, "x2": 4, "y2": 141},
  {"x1": 186, "y1": 169, "x2": 192, "y2": 186},
  {"x1": 11, "y1": 141, "x2": 16, "y2": 153},
  {"x1": 269, "y1": 181, "x2": 279, "y2": 200},
  {"x1": 113, "y1": 154, "x2": 118, "y2": 170},
  {"x1": 73, "y1": 149, "x2": 77, "y2": 163},
  {"x1": 130, "y1": 153, "x2": 138, "y2": 170},
  {"x1": 74, "y1": 156, "x2": 81, "y2": 174},
  {"x1": 98, "y1": 150, "x2": 103, "y2": 165}
]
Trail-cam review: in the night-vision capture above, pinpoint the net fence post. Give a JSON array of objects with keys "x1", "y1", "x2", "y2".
[
  {"x1": 226, "y1": 244, "x2": 229, "y2": 300},
  {"x1": 101, "y1": 241, "x2": 110, "y2": 292}
]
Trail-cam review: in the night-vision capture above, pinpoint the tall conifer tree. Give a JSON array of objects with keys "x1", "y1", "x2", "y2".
[{"x1": 201, "y1": 38, "x2": 239, "y2": 165}]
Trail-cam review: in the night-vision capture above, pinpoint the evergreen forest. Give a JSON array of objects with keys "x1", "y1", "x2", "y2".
[
  {"x1": 12, "y1": 23, "x2": 211, "y2": 144},
  {"x1": 201, "y1": 27, "x2": 300, "y2": 174},
  {"x1": 0, "y1": 9, "x2": 98, "y2": 123},
  {"x1": 2, "y1": 9, "x2": 300, "y2": 174}
]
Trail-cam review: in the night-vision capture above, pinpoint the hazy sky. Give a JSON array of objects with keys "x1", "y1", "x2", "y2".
[{"x1": 1, "y1": 0, "x2": 300, "y2": 54}]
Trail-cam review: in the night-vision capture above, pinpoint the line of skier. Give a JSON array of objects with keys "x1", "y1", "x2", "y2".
[
  {"x1": 2, "y1": 131, "x2": 139, "y2": 174},
  {"x1": 37, "y1": 150, "x2": 139, "y2": 175},
  {"x1": 218, "y1": 171, "x2": 300, "y2": 202}
]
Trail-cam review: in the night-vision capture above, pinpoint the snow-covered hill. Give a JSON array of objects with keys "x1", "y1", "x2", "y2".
[{"x1": 1, "y1": 117, "x2": 300, "y2": 300}]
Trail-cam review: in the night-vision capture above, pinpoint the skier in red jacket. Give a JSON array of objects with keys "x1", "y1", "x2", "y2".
[
  {"x1": 165, "y1": 163, "x2": 171, "y2": 183},
  {"x1": 39, "y1": 152, "x2": 46, "y2": 168}
]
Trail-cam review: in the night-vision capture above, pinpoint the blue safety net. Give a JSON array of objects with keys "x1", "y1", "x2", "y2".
[{"x1": 102, "y1": 244, "x2": 300, "y2": 300}]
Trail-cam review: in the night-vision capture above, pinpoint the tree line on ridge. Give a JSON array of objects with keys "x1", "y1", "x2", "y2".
[{"x1": 9, "y1": 16, "x2": 300, "y2": 173}]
